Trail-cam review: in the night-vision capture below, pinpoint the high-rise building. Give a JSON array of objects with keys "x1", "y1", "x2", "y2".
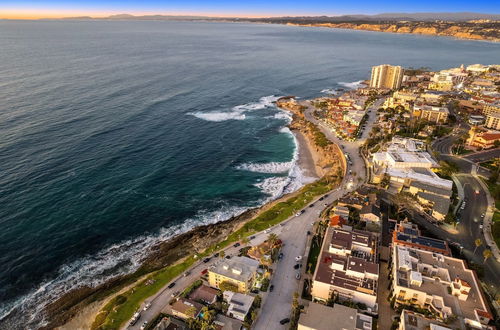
[{"x1": 370, "y1": 64, "x2": 403, "y2": 89}]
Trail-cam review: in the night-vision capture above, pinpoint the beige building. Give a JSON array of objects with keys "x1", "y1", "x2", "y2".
[
  {"x1": 208, "y1": 256, "x2": 259, "y2": 293},
  {"x1": 485, "y1": 112, "x2": 500, "y2": 130},
  {"x1": 311, "y1": 228, "x2": 379, "y2": 311},
  {"x1": 412, "y1": 104, "x2": 449, "y2": 123},
  {"x1": 391, "y1": 245, "x2": 492, "y2": 328},
  {"x1": 383, "y1": 91, "x2": 418, "y2": 110},
  {"x1": 298, "y1": 302, "x2": 373, "y2": 330},
  {"x1": 483, "y1": 103, "x2": 500, "y2": 117},
  {"x1": 370, "y1": 64, "x2": 404, "y2": 90}
]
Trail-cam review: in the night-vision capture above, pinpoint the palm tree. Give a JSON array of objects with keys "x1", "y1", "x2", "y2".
[
  {"x1": 483, "y1": 249, "x2": 493, "y2": 263},
  {"x1": 474, "y1": 238, "x2": 483, "y2": 254},
  {"x1": 241, "y1": 237, "x2": 250, "y2": 245},
  {"x1": 219, "y1": 250, "x2": 225, "y2": 258},
  {"x1": 267, "y1": 233, "x2": 279, "y2": 256}
]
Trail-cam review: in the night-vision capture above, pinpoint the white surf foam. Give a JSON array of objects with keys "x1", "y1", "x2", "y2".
[
  {"x1": 338, "y1": 80, "x2": 366, "y2": 89},
  {"x1": 321, "y1": 88, "x2": 340, "y2": 95},
  {"x1": 236, "y1": 161, "x2": 292, "y2": 174},
  {"x1": 0, "y1": 204, "x2": 249, "y2": 329},
  {"x1": 188, "y1": 95, "x2": 281, "y2": 122}
]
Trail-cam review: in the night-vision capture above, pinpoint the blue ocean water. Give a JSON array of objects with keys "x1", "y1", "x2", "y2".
[{"x1": 0, "y1": 20, "x2": 499, "y2": 327}]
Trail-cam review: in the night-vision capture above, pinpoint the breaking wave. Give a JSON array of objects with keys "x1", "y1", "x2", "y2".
[
  {"x1": 321, "y1": 88, "x2": 340, "y2": 95},
  {"x1": 0, "y1": 205, "x2": 249, "y2": 329},
  {"x1": 338, "y1": 80, "x2": 366, "y2": 89},
  {"x1": 188, "y1": 95, "x2": 281, "y2": 122}
]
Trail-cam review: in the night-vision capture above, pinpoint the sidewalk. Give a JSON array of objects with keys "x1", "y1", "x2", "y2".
[{"x1": 475, "y1": 175, "x2": 500, "y2": 262}]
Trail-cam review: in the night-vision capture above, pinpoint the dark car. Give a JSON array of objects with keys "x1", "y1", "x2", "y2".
[
  {"x1": 300, "y1": 210, "x2": 305, "y2": 214},
  {"x1": 270, "y1": 284, "x2": 274, "y2": 292},
  {"x1": 167, "y1": 282, "x2": 176, "y2": 289},
  {"x1": 308, "y1": 204, "x2": 314, "y2": 208},
  {"x1": 203, "y1": 257, "x2": 211, "y2": 263},
  {"x1": 293, "y1": 264, "x2": 302, "y2": 269},
  {"x1": 324, "y1": 194, "x2": 329, "y2": 198},
  {"x1": 213, "y1": 253, "x2": 219, "y2": 258},
  {"x1": 225, "y1": 255, "x2": 232, "y2": 259},
  {"x1": 233, "y1": 242, "x2": 241, "y2": 248},
  {"x1": 319, "y1": 197, "x2": 324, "y2": 201},
  {"x1": 307, "y1": 231, "x2": 311, "y2": 235},
  {"x1": 280, "y1": 318, "x2": 290, "y2": 325},
  {"x1": 250, "y1": 236, "x2": 256, "y2": 240}
]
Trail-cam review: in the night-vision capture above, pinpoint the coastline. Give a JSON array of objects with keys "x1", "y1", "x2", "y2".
[{"x1": 41, "y1": 104, "x2": 343, "y2": 330}]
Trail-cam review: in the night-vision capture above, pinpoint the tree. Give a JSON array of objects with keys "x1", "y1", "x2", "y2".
[
  {"x1": 267, "y1": 233, "x2": 279, "y2": 255},
  {"x1": 483, "y1": 249, "x2": 493, "y2": 263},
  {"x1": 474, "y1": 239, "x2": 483, "y2": 254},
  {"x1": 219, "y1": 250, "x2": 225, "y2": 258},
  {"x1": 241, "y1": 237, "x2": 250, "y2": 245}
]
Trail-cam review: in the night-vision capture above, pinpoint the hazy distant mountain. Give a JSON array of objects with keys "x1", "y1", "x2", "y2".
[{"x1": 55, "y1": 12, "x2": 499, "y2": 22}]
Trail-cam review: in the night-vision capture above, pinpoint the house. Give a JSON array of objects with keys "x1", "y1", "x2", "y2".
[
  {"x1": 214, "y1": 314, "x2": 243, "y2": 330},
  {"x1": 223, "y1": 291, "x2": 255, "y2": 322},
  {"x1": 333, "y1": 205, "x2": 350, "y2": 219},
  {"x1": 189, "y1": 284, "x2": 219, "y2": 305},
  {"x1": 391, "y1": 245, "x2": 492, "y2": 328},
  {"x1": 170, "y1": 298, "x2": 203, "y2": 320},
  {"x1": 298, "y1": 302, "x2": 373, "y2": 330},
  {"x1": 155, "y1": 316, "x2": 187, "y2": 330},
  {"x1": 360, "y1": 204, "x2": 381, "y2": 223},
  {"x1": 247, "y1": 239, "x2": 281, "y2": 265},
  {"x1": 208, "y1": 256, "x2": 259, "y2": 293},
  {"x1": 330, "y1": 215, "x2": 347, "y2": 228}
]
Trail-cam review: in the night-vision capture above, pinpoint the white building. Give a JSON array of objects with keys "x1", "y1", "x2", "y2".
[{"x1": 223, "y1": 291, "x2": 255, "y2": 322}]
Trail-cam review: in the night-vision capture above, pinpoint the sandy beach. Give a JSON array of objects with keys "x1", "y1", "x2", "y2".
[{"x1": 294, "y1": 130, "x2": 320, "y2": 179}]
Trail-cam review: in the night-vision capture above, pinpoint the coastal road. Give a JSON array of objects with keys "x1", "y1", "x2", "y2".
[
  {"x1": 406, "y1": 174, "x2": 500, "y2": 290},
  {"x1": 253, "y1": 186, "x2": 349, "y2": 330},
  {"x1": 254, "y1": 98, "x2": 384, "y2": 329}
]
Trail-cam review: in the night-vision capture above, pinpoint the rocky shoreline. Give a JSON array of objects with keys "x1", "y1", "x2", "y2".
[{"x1": 35, "y1": 101, "x2": 344, "y2": 330}]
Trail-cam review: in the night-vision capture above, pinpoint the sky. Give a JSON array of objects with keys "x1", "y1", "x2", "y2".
[{"x1": 1, "y1": 0, "x2": 499, "y2": 19}]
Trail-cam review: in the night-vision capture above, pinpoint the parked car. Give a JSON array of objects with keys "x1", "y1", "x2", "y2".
[
  {"x1": 203, "y1": 257, "x2": 211, "y2": 263},
  {"x1": 280, "y1": 318, "x2": 290, "y2": 325},
  {"x1": 130, "y1": 312, "x2": 141, "y2": 325},
  {"x1": 278, "y1": 252, "x2": 284, "y2": 260},
  {"x1": 201, "y1": 269, "x2": 208, "y2": 275},
  {"x1": 225, "y1": 255, "x2": 232, "y2": 259},
  {"x1": 143, "y1": 302, "x2": 151, "y2": 311},
  {"x1": 481, "y1": 213, "x2": 485, "y2": 218},
  {"x1": 324, "y1": 194, "x2": 329, "y2": 198},
  {"x1": 294, "y1": 264, "x2": 300, "y2": 270},
  {"x1": 167, "y1": 282, "x2": 176, "y2": 289},
  {"x1": 295, "y1": 212, "x2": 301, "y2": 217},
  {"x1": 295, "y1": 273, "x2": 301, "y2": 280},
  {"x1": 233, "y1": 242, "x2": 241, "y2": 248},
  {"x1": 171, "y1": 291, "x2": 180, "y2": 298},
  {"x1": 270, "y1": 284, "x2": 274, "y2": 292},
  {"x1": 307, "y1": 231, "x2": 311, "y2": 235},
  {"x1": 479, "y1": 224, "x2": 484, "y2": 229},
  {"x1": 183, "y1": 271, "x2": 190, "y2": 277},
  {"x1": 295, "y1": 256, "x2": 302, "y2": 261},
  {"x1": 213, "y1": 253, "x2": 219, "y2": 258},
  {"x1": 250, "y1": 236, "x2": 256, "y2": 240},
  {"x1": 140, "y1": 321, "x2": 148, "y2": 330},
  {"x1": 319, "y1": 197, "x2": 324, "y2": 201}
]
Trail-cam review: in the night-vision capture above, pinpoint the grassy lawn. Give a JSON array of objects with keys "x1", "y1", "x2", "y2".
[
  {"x1": 92, "y1": 176, "x2": 338, "y2": 329},
  {"x1": 306, "y1": 235, "x2": 322, "y2": 274}
]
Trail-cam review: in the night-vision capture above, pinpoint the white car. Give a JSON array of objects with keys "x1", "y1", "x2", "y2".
[
  {"x1": 295, "y1": 256, "x2": 303, "y2": 262},
  {"x1": 140, "y1": 321, "x2": 148, "y2": 330},
  {"x1": 143, "y1": 302, "x2": 151, "y2": 311},
  {"x1": 479, "y1": 224, "x2": 483, "y2": 229}
]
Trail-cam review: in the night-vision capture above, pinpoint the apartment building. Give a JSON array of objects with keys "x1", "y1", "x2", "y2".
[
  {"x1": 311, "y1": 228, "x2": 379, "y2": 311},
  {"x1": 398, "y1": 310, "x2": 451, "y2": 330},
  {"x1": 208, "y1": 256, "x2": 259, "y2": 293},
  {"x1": 370, "y1": 64, "x2": 404, "y2": 90},
  {"x1": 223, "y1": 291, "x2": 255, "y2": 322},
  {"x1": 298, "y1": 302, "x2": 373, "y2": 330},
  {"x1": 412, "y1": 104, "x2": 449, "y2": 124},
  {"x1": 485, "y1": 112, "x2": 500, "y2": 130},
  {"x1": 391, "y1": 245, "x2": 492, "y2": 328}
]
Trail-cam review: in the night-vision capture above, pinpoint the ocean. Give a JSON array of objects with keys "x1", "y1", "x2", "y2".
[{"x1": 0, "y1": 20, "x2": 499, "y2": 328}]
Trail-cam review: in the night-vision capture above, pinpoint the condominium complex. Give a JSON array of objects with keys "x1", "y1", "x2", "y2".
[
  {"x1": 311, "y1": 227, "x2": 379, "y2": 311},
  {"x1": 392, "y1": 222, "x2": 451, "y2": 256},
  {"x1": 398, "y1": 310, "x2": 451, "y2": 330},
  {"x1": 370, "y1": 64, "x2": 404, "y2": 90},
  {"x1": 208, "y1": 256, "x2": 259, "y2": 293},
  {"x1": 391, "y1": 244, "x2": 492, "y2": 328},
  {"x1": 412, "y1": 104, "x2": 449, "y2": 124},
  {"x1": 485, "y1": 112, "x2": 500, "y2": 130}
]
